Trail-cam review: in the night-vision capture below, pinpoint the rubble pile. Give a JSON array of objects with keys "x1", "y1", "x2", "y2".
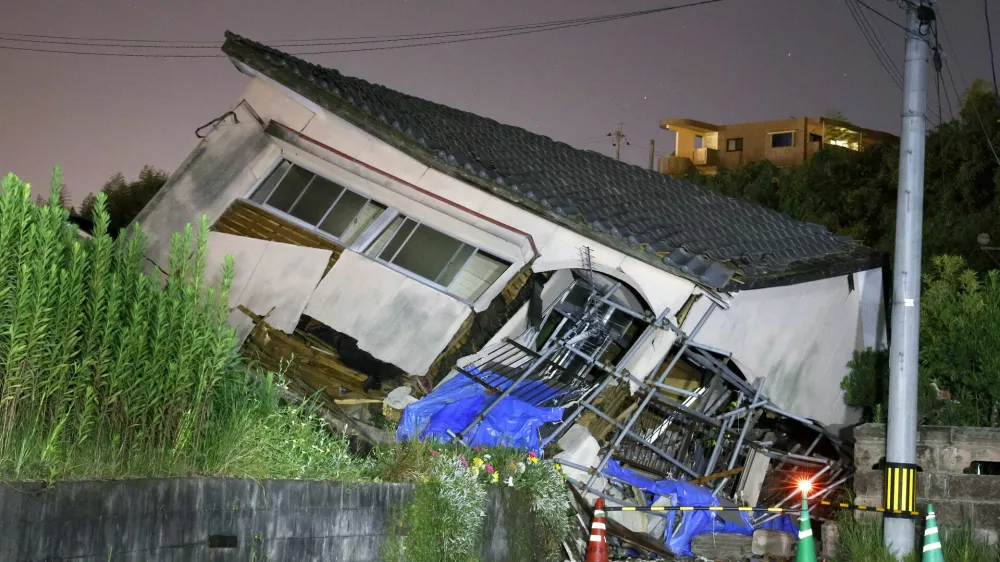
[{"x1": 392, "y1": 267, "x2": 853, "y2": 560}]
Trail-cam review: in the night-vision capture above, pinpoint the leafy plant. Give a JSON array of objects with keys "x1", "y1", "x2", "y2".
[
  {"x1": 380, "y1": 442, "x2": 571, "y2": 562},
  {"x1": 841, "y1": 255, "x2": 1000, "y2": 427},
  {"x1": 0, "y1": 167, "x2": 364, "y2": 481}
]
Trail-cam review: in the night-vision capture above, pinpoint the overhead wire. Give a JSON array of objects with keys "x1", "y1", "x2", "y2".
[
  {"x1": 844, "y1": 0, "x2": 941, "y2": 126},
  {"x1": 985, "y1": 0, "x2": 1000, "y2": 108},
  {"x1": 936, "y1": 7, "x2": 1000, "y2": 167},
  {"x1": 847, "y1": 0, "x2": 903, "y2": 86},
  {"x1": 0, "y1": 10, "x2": 683, "y2": 46},
  {"x1": 0, "y1": 12, "x2": 669, "y2": 50},
  {"x1": 0, "y1": 0, "x2": 729, "y2": 57}
]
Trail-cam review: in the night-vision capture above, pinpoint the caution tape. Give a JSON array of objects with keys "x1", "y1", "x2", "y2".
[{"x1": 602, "y1": 500, "x2": 920, "y2": 517}]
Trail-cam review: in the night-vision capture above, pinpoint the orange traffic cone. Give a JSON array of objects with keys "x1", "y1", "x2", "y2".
[{"x1": 585, "y1": 498, "x2": 609, "y2": 562}]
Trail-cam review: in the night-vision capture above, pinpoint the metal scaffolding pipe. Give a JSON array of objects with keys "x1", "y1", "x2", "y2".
[
  {"x1": 585, "y1": 302, "x2": 718, "y2": 492},
  {"x1": 539, "y1": 305, "x2": 672, "y2": 450}
]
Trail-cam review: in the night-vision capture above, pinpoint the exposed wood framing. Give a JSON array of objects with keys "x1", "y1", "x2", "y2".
[
  {"x1": 424, "y1": 265, "x2": 535, "y2": 387},
  {"x1": 238, "y1": 305, "x2": 387, "y2": 399},
  {"x1": 212, "y1": 199, "x2": 345, "y2": 273}
]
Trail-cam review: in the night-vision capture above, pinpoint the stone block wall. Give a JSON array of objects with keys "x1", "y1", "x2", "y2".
[{"x1": 853, "y1": 424, "x2": 1000, "y2": 541}]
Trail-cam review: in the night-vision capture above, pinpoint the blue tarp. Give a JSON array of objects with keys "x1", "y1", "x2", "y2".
[
  {"x1": 602, "y1": 459, "x2": 797, "y2": 556},
  {"x1": 396, "y1": 367, "x2": 564, "y2": 453}
]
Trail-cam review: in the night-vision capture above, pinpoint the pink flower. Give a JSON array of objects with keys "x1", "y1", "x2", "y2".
[
  {"x1": 429, "y1": 449, "x2": 440, "y2": 457},
  {"x1": 527, "y1": 451, "x2": 538, "y2": 459},
  {"x1": 459, "y1": 455, "x2": 468, "y2": 467},
  {"x1": 485, "y1": 464, "x2": 495, "y2": 474},
  {"x1": 474, "y1": 445, "x2": 484, "y2": 452}
]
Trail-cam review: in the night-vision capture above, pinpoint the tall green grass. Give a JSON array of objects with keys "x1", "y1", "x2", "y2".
[
  {"x1": 0, "y1": 168, "x2": 366, "y2": 481},
  {"x1": 836, "y1": 510, "x2": 998, "y2": 562}
]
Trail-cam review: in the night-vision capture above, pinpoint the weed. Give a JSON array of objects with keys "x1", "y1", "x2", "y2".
[{"x1": 0, "y1": 169, "x2": 365, "y2": 482}]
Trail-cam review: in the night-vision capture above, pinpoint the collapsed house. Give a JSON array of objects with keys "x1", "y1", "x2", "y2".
[{"x1": 132, "y1": 32, "x2": 889, "y2": 556}]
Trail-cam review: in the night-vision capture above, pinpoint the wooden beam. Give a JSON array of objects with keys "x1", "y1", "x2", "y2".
[{"x1": 690, "y1": 466, "x2": 744, "y2": 486}]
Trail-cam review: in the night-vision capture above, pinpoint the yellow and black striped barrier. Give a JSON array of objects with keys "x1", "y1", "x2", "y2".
[
  {"x1": 603, "y1": 500, "x2": 920, "y2": 517},
  {"x1": 884, "y1": 462, "x2": 919, "y2": 519}
]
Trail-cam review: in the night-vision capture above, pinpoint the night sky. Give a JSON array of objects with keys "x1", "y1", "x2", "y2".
[{"x1": 0, "y1": 0, "x2": 995, "y2": 206}]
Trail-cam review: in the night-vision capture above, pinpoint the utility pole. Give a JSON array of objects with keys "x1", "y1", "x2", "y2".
[
  {"x1": 884, "y1": 1, "x2": 934, "y2": 557},
  {"x1": 607, "y1": 123, "x2": 629, "y2": 161},
  {"x1": 648, "y1": 139, "x2": 656, "y2": 170}
]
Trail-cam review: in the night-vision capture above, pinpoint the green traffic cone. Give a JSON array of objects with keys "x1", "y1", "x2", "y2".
[
  {"x1": 923, "y1": 504, "x2": 944, "y2": 562},
  {"x1": 796, "y1": 498, "x2": 817, "y2": 562}
]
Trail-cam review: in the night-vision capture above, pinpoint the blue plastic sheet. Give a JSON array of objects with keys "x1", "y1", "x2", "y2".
[
  {"x1": 602, "y1": 459, "x2": 797, "y2": 556},
  {"x1": 396, "y1": 367, "x2": 564, "y2": 453}
]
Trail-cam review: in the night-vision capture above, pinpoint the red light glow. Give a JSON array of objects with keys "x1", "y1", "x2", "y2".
[{"x1": 796, "y1": 479, "x2": 813, "y2": 494}]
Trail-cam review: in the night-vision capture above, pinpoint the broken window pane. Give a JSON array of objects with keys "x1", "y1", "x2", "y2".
[
  {"x1": 290, "y1": 176, "x2": 345, "y2": 225},
  {"x1": 392, "y1": 224, "x2": 465, "y2": 282},
  {"x1": 448, "y1": 251, "x2": 508, "y2": 301},
  {"x1": 265, "y1": 165, "x2": 314, "y2": 213},
  {"x1": 339, "y1": 201, "x2": 387, "y2": 246},
  {"x1": 250, "y1": 160, "x2": 291, "y2": 204},
  {"x1": 319, "y1": 189, "x2": 366, "y2": 238}
]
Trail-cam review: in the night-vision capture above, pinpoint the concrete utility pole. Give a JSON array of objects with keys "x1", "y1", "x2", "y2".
[
  {"x1": 884, "y1": 1, "x2": 934, "y2": 557},
  {"x1": 648, "y1": 139, "x2": 656, "y2": 170},
  {"x1": 607, "y1": 123, "x2": 629, "y2": 161}
]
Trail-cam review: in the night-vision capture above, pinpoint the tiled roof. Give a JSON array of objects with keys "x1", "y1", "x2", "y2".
[{"x1": 221, "y1": 32, "x2": 884, "y2": 291}]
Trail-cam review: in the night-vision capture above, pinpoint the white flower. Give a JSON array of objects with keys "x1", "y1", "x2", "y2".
[{"x1": 505, "y1": 476, "x2": 515, "y2": 487}]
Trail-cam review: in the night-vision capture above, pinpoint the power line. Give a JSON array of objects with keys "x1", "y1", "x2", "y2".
[
  {"x1": 853, "y1": 0, "x2": 917, "y2": 36},
  {"x1": 608, "y1": 123, "x2": 630, "y2": 161},
  {"x1": 845, "y1": 1, "x2": 903, "y2": 89},
  {"x1": 847, "y1": 0, "x2": 903, "y2": 85},
  {"x1": 984, "y1": 0, "x2": 1000, "y2": 108},
  {"x1": 0, "y1": 13, "x2": 662, "y2": 49},
  {"x1": 0, "y1": 10, "x2": 675, "y2": 45},
  {"x1": 844, "y1": 0, "x2": 941, "y2": 125},
  {"x1": 936, "y1": 10, "x2": 1000, "y2": 166},
  {"x1": 0, "y1": 0, "x2": 730, "y2": 57}
]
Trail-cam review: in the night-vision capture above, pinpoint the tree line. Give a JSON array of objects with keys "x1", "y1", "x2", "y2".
[
  {"x1": 684, "y1": 79, "x2": 1000, "y2": 274},
  {"x1": 681, "y1": 79, "x2": 1000, "y2": 427},
  {"x1": 38, "y1": 165, "x2": 169, "y2": 237}
]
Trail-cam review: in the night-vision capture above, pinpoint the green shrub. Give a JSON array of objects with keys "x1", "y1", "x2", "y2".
[
  {"x1": 380, "y1": 443, "x2": 571, "y2": 562},
  {"x1": 0, "y1": 168, "x2": 364, "y2": 481},
  {"x1": 842, "y1": 255, "x2": 1000, "y2": 427}
]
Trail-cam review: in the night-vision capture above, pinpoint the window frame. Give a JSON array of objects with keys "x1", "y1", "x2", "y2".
[
  {"x1": 361, "y1": 214, "x2": 510, "y2": 302},
  {"x1": 768, "y1": 131, "x2": 795, "y2": 148},
  {"x1": 725, "y1": 137, "x2": 743, "y2": 152},
  {"x1": 242, "y1": 156, "x2": 514, "y2": 305}
]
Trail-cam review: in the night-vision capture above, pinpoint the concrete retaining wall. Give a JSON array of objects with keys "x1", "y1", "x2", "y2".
[
  {"x1": 0, "y1": 478, "x2": 536, "y2": 561},
  {"x1": 853, "y1": 423, "x2": 1000, "y2": 542}
]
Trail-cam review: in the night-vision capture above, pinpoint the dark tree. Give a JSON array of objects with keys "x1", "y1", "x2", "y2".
[
  {"x1": 687, "y1": 79, "x2": 1000, "y2": 273},
  {"x1": 75, "y1": 165, "x2": 168, "y2": 236}
]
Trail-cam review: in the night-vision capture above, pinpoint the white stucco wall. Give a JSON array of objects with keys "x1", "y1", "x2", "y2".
[
  {"x1": 202, "y1": 232, "x2": 332, "y2": 341},
  {"x1": 304, "y1": 251, "x2": 472, "y2": 375},
  {"x1": 682, "y1": 270, "x2": 885, "y2": 427},
  {"x1": 132, "y1": 101, "x2": 279, "y2": 269}
]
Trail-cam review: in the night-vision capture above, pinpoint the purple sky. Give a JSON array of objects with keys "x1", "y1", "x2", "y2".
[{"x1": 0, "y1": 0, "x2": 995, "y2": 207}]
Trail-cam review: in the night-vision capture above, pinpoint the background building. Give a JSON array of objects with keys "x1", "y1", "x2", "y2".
[{"x1": 659, "y1": 116, "x2": 897, "y2": 175}]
